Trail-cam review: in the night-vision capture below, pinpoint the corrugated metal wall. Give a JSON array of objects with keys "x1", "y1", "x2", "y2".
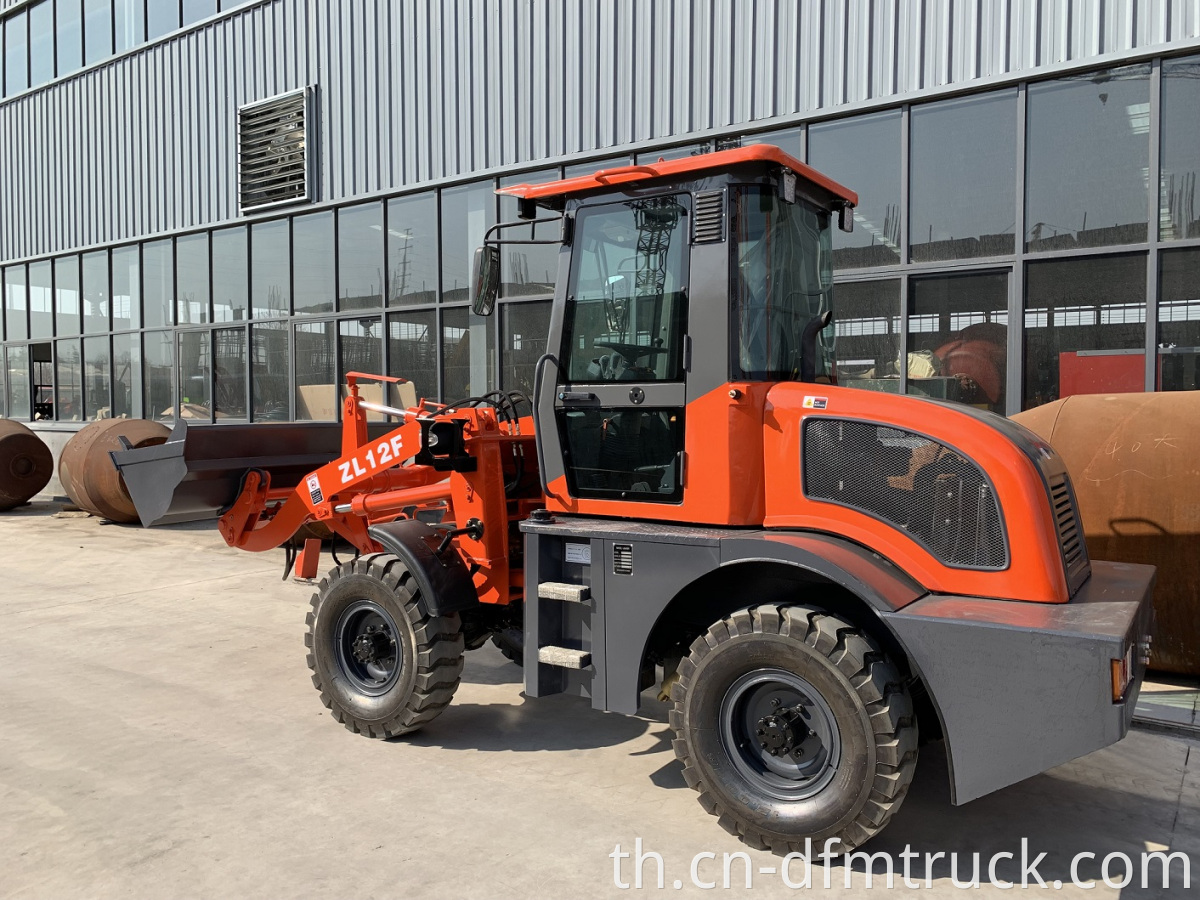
[{"x1": 3, "y1": 0, "x2": 1200, "y2": 262}]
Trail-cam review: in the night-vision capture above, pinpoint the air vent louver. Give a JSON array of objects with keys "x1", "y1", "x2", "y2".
[
  {"x1": 1048, "y1": 473, "x2": 1091, "y2": 593},
  {"x1": 692, "y1": 190, "x2": 725, "y2": 243},
  {"x1": 238, "y1": 89, "x2": 311, "y2": 212}
]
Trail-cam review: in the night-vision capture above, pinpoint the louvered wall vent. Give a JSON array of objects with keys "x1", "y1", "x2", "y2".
[
  {"x1": 692, "y1": 190, "x2": 725, "y2": 243},
  {"x1": 238, "y1": 89, "x2": 312, "y2": 212}
]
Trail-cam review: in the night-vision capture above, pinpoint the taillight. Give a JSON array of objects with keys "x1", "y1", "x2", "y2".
[{"x1": 1111, "y1": 645, "x2": 1134, "y2": 703}]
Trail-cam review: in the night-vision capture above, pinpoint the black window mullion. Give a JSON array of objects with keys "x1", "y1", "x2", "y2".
[
  {"x1": 380, "y1": 199, "x2": 390, "y2": 378},
  {"x1": 243, "y1": 322, "x2": 250, "y2": 421},
  {"x1": 287, "y1": 212, "x2": 294, "y2": 315},
  {"x1": 332, "y1": 206, "x2": 340, "y2": 314},
  {"x1": 435, "y1": 190, "x2": 444, "y2": 400},
  {"x1": 208, "y1": 328, "x2": 216, "y2": 423}
]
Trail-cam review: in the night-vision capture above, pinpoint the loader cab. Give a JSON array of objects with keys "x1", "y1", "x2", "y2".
[{"x1": 476, "y1": 145, "x2": 857, "y2": 526}]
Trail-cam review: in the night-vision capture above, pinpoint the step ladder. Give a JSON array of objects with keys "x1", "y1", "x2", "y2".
[{"x1": 525, "y1": 551, "x2": 608, "y2": 706}]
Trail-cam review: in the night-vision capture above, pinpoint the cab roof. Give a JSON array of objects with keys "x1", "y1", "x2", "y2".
[{"x1": 497, "y1": 144, "x2": 858, "y2": 209}]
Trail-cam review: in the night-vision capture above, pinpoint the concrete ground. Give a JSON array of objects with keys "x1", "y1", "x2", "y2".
[
  {"x1": 1, "y1": 503, "x2": 1197, "y2": 899},
  {"x1": 1138, "y1": 680, "x2": 1200, "y2": 736}
]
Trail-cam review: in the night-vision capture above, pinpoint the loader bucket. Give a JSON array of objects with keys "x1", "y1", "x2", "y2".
[{"x1": 110, "y1": 420, "x2": 348, "y2": 526}]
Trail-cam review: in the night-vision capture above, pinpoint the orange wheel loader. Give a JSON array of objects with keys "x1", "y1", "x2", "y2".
[{"x1": 113, "y1": 146, "x2": 1155, "y2": 852}]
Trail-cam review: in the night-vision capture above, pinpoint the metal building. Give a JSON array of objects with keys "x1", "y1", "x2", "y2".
[{"x1": 2, "y1": 1, "x2": 1199, "y2": 461}]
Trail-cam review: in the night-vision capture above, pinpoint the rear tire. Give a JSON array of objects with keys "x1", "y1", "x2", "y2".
[
  {"x1": 490, "y1": 627, "x2": 524, "y2": 666},
  {"x1": 305, "y1": 553, "x2": 464, "y2": 738},
  {"x1": 670, "y1": 605, "x2": 917, "y2": 852}
]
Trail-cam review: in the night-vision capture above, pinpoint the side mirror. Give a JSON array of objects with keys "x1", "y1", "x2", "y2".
[{"x1": 470, "y1": 245, "x2": 501, "y2": 316}]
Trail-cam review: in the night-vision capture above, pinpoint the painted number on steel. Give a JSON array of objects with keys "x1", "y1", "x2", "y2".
[{"x1": 338, "y1": 435, "x2": 406, "y2": 484}]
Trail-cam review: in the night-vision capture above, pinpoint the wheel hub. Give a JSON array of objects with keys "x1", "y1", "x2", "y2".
[
  {"x1": 334, "y1": 601, "x2": 403, "y2": 696},
  {"x1": 755, "y1": 707, "x2": 810, "y2": 757},
  {"x1": 351, "y1": 625, "x2": 394, "y2": 665},
  {"x1": 718, "y1": 668, "x2": 842, "y2": 802}
]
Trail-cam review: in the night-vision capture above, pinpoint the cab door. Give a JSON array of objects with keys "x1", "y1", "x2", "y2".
[{"x1": 543, "y1": 194, "x2": 691, "y2": 505}]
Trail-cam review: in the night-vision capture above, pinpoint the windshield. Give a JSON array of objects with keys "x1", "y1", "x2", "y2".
[
  {"x1": 562, "y1": 196, "x2": 689, "y2": 383},
  {"x1": 731, "y1": 187, "x2": 834, "y2": 381}
]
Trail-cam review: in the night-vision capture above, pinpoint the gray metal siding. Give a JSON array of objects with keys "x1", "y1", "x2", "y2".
[{"x1": 3, "y1": 0, "x2": 1200, "y2": 262}]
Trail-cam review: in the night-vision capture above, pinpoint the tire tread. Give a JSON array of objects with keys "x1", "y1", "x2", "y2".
[
  {"x1": 670, "y1": 604, "x2": 918, "y2": 853},
  {"x1": 306, "y1": 554, "x2": 464, "y2": 739}
]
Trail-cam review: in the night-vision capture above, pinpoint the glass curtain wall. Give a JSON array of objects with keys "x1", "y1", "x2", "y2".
[
  {"x1": 387, "y1": 310, "x2": 437, "y2": 400},
  {"x1": 176, "y1": 233, "x2": 210, "y2": 325},
  {"x1": 0, "y1": 0, "x2": 244, "y2": 91},
  {"x1": 252, "y1": 321, "x2": 289, "y2": 420},
  {"x1": 214, "y1": 327, "x2": 247, "y2": 419},
  {"x1": 56, "y1": 338, "x2": 84, "y2": 421},
  {"x1": 908, "y1": 272, "x2": 1009, "y2": 413},
  {"x1": 55, "y1": 256, "x2": 82, "y2": 337},
  {"x1": 832, "y1": 280, "x2": 902, "y2": 390},
  {"x1": 909, "y1": 92, "x2": 1016, "y2": 261},
  {"x1": 4, "y1": 266, "x2": 28, "y2": 341},
  {"x1": 7, "y1": 54, "x2": 1200, "y2": 426},
  {"x1": 809, "y1": 112, "x2": 902, "y2": 268},
  {"x1": 386, "y1": 193, "x2": 438, "y2": 306},
  {"x1": 1024, "y1": 255, "x2": 1147, "y2": 406},
  {"x1": 112, "y1": 331, "x2": 142, "y2": 418},
  {"x1": 144, "y1": 330, "x2": 174, "y2": 420},
  {"x1": 1157, "y1": 248, "x2": 1200, "y2": 391},
  {"x1": 28, "y1": 261, "x2": 53, "y2": 340},
  {"x1": 251, "y1": 220, "x2": 289, "y2": 319},
  {"x1": 1026, "y1": 66, "x2": 1151, "y2": 251}
]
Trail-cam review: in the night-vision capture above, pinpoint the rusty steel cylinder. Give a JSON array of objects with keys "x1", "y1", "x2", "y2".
[
  {"x1": 0, "y1": 420, "x2": 53, "y2": 510},
  {"x1": 60, "y1": 419, "x2": 171, "y2": 523},
  {"x1": 1012, "y1": 392, "x2": 1200, "y2": 676}
]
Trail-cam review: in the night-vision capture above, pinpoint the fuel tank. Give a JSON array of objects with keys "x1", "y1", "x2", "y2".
[{"x1": 1012, "y1": 392, "x2": 1200, "y2": 675}]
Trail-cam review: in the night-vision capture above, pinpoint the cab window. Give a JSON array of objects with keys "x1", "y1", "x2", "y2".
[
  {"x1": 562, "y1": 196, "x2": 689, "y2": 383},
  {"x1": 731, "y1": 187, "x2": 834, "y2": 381}
]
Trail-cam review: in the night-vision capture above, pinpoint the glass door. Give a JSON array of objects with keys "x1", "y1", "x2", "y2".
[{"x1": 553, "y1": 195, "x2": 691, "y2": 503}]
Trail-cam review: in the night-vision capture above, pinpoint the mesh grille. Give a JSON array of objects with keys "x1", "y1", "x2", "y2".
[
  {"x1": 1048, "y1": 473, "x2": 1090, "y2": 590},
  {"x1": 692, "y1": 190, "x2": 725, "y2": 242},
  {"x1": 803, "y1": 418, "x2": 1007, "y2": 570},
  {"x1": 238, "y1": 90, "x2": 310, "y2": 211}
]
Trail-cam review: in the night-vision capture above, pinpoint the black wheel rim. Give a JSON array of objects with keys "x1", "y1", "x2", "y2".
[
  {"x1": 718, "y1": 668, "x2": 842, "y2": 801},
  {"x1": 334, "y1": 600, "x2": 402, "y2": 696}
]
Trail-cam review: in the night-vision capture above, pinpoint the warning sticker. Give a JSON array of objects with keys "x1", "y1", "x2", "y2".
[
  {"x1": 802, "y1": 396, "x2": 829, "y2": 410},
  {"x1": 306, "y1": 474, "x2": 324, "y2": 506},
  {"x1": 565, "y1": 543, "x2": 591, "y2": 565}
]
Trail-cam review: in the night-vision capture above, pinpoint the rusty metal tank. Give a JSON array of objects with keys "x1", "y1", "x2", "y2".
[
  {"x1": 1012, "y1": 392, "x2": 1200, "y2": 676},
  {"x1": 59, "y1": 419, "x2": 171, "y2": 523},
  {"x1": 0, "y1": 420, "x2": 53, "y2": 510}
]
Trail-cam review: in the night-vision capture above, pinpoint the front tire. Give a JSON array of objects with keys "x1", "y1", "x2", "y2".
[
  {"x1": 305, "y1": 553, "x2": 464, "y2": 738},
  {"x1": 670, "y1": 605, "x2": 917, "y2": 851}
]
